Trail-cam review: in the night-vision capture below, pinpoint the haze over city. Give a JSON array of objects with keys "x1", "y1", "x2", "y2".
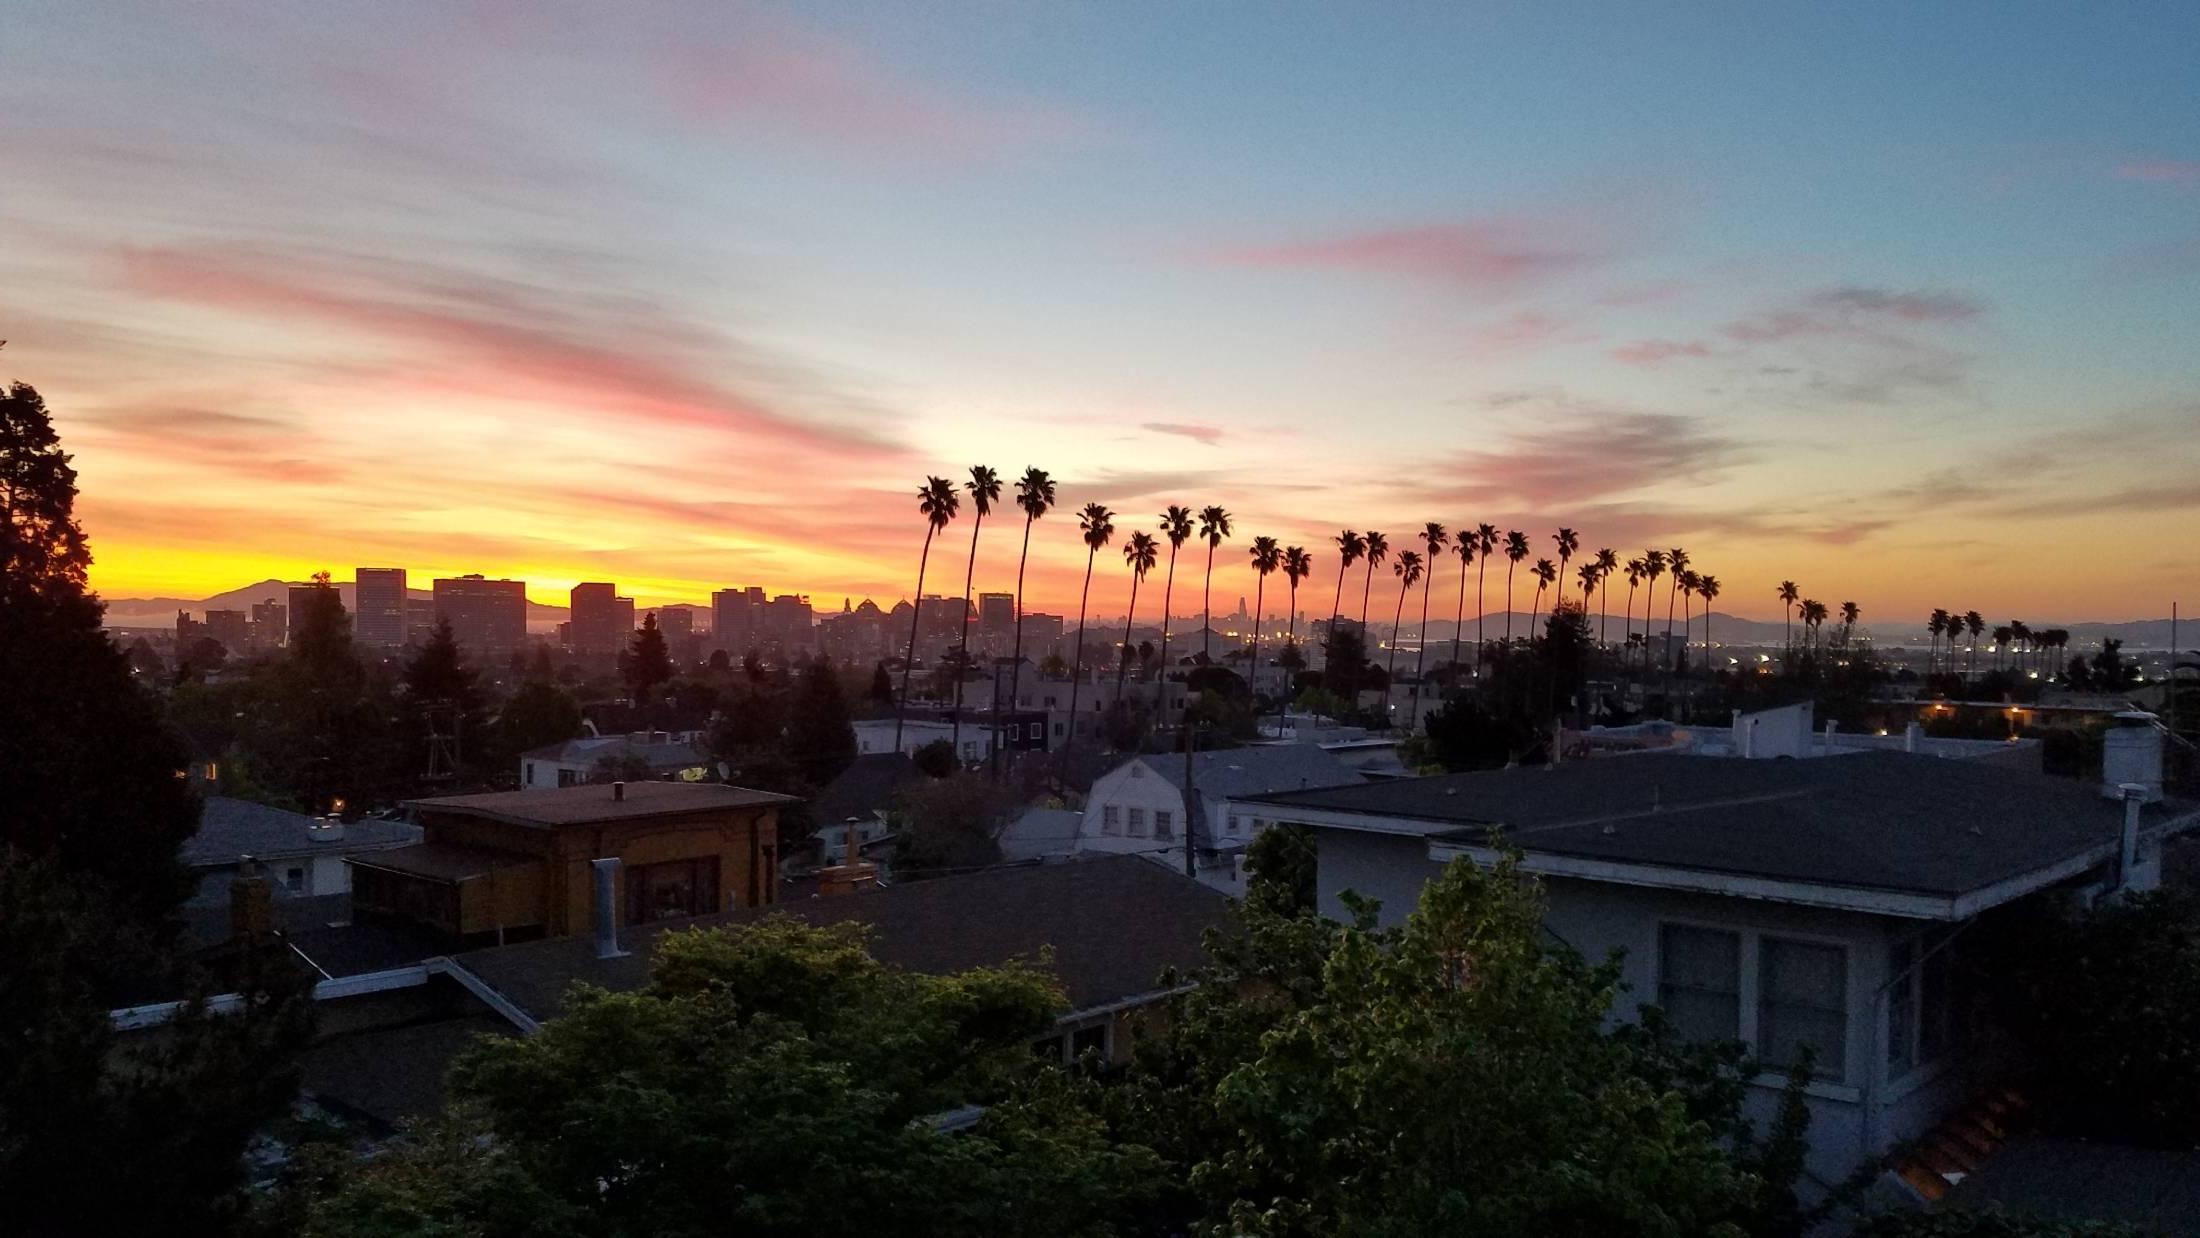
[{"x1": 6, "y1": 2, "x2": 2197, "y2": 620}]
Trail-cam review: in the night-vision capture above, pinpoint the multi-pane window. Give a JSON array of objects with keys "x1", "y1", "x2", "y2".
[
  {"x1": 1128, "y1": 807, "x2": 1148, "y2": 837},
  {"x1": 1154, "y1": 810, "x2": 1173, "y2": 840},
  {"x1": 1101, "y1": 806, "x2": 1121, "y2": 835},
  {"x1": 1759, "y1": 938, "x2": 1847, "y2": 1080},
  {"x1": 1658, "y1": 925, "x2": 1741, "y2": 1044}
]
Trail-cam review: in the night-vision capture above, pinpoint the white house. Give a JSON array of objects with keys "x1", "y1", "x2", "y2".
[
  {"x1": 1568, "y1": 701, "x2": 2042, "y2": 771},
  {"x1": 1078, "y1": 746, "x2": 1366, "y2": 894},
  {"x1": 519, "y1": 731, "x2": 712, "y2": 790},
  {"x1": 1229, "y1": 744, "x2": 2198, "y2": 1201},
  {"x1": 181, "y1": 797, "x2": 421, "y2": 904},
  {"x1": 852, "y1": 718, "x2": 996, "y2": 765}
]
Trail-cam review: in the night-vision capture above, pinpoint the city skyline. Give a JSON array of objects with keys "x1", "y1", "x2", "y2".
[{"x1": 6, "y1": 3, "x2": 2198, "y2": 621}]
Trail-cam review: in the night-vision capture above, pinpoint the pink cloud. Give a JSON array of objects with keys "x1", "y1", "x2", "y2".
[
  {"x1": 1610, "y1": 338, "x2": 1711, "y2": 367},
  {"x1": 1724, "y1": 286, "x2": 1982, "y2": 342},
  {"x1": 1420, "y1": 411, "x2": 1751, "y2": 509},
  {"x1": 1142, "y1": 422, "x2": 1223, "y2": 446},
  {"x1": 2115, "y1": 161, "x2": 2200, "y2": 186},
  {"x1": 1463, "y1": 310, "x2": 1590, "y2": 357},
  {"x1": 1202, "y1": 217, "x2": 1598, "y2": 294}
]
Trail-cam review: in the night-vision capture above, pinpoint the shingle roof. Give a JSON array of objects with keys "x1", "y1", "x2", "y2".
[
  {"x1": 345, "y1": 842, "x2": 536, "y2": 883},
  {"x1": 1243, "y1": 751, "x2": 2195, "y2": 901},
  {"x1": 181, "y1": 798, "x2": 418, "y2": 867},
  {"x1": 453, "y1": 854, "x2": 1233, "y2": 1021},
  {"x1": 407, "y1": 780, "x2": 794, "y2": 828},
  {"x1": 811, "y1": 752, "x2": 923, "y2": 826},
  {"x1": 1125, "y1": 745, "x2": 1366, "y2": 846}
]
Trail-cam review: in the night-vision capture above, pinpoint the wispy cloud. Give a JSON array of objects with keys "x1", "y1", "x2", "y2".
[
  {"x1": 1142, "y1": 422, "x2": 1224, "y2": 446},
  {"x1": 1610, "y1": 338, "x2": 1711, "y2": 367},
  {"x1": 2115, "y1": 160, "x2": 2200, "y2": 186},
  {"x1": 1418, "y1": 410, "x2": 1750, "y2": 509},
  {"x1": 1198, "y1": 216, "x2": 1603, "y2": 295},
  {"x1": 1724, "y1": 285, "x2": 1983, "y2": 343}
]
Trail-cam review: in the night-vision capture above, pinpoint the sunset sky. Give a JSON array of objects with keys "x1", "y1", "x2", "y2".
[{"x1": 5, "y1": 2, "x2": 2197, "y2": 625}]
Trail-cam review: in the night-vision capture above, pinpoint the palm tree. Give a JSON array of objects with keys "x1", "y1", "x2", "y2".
[
  {"x1": 1593, "y1": 548, "x2": 1618, "y2": 647},
  {"x1": 1697, "y1": 574, "x2": 1720, "y2": 670},
  {"x1": 1064, "y1": 502, "x2": 1115, "y2": 749},
  {"x1": 1413, "y1": 522, "x2": 1447, "y2": 709},
  {"x1": 1115, "y1": 531, "x2": 1159, "y2": 701},
  {"x1": 1552, "y1": 527, "x2": 1579, "y2": 607},
  {"x1": 1330, "y1": 529, "x2": 1365, "y2": 651},
  {"x1": 1156, "y1": 505, "x2": 1194, "y2": 673},
  {"x1": 1964, "y1": 611, "x2": 1984, "y2": 681},
  {"x1": 1530, "y1": 557, "x2": 1557, "y2": 630},
  {"x1": 1502, "y1": 531, "x2": 1529, "y2": 644},
  {"x1": 1197, "y1": 506, "x2": 1232, "y2": 665},
  {"x1": 1246, "y1": 536, "x2": 1281, "y2": 696},
  {"x1": 1927, "y1": 609, "x2": 1949, "y2": 677},
  {"x1": 1623, "y1": 558, "x2": 1645, "y2": 667},
  {"x1": 1450, "y1": 533, "x2": 1475, "y2": 674},
  {"x1": 1386, "y1": 549, "x2": 1424, "y2": 709},
  {"x1": 1577, "y1": 561, "x2": 1600, "y2": 648},
  {"x1": 1841, "y1": 601, "x2": 1861, "y2": 650},
  {"x1": 1663, "y1": 546, "x2": 1690, "y2": 673},
  {"x1": 1360, "y1": 530, "x2": 1390, "y2": 634},
  {"x1": 948, "y1": 465, "x2": 1001, "y2": 756},
  {"x1": 895, "y1": 476, "x2": 959, "y2": 751},
  {"x1": 1800, "y1": 598, "x2": 1828, "y2": 657},
  {"x1": 1777, "y1": 580, "x2": 1801, "y2": 662},
  {"x1": 1641, "y1": 550, "x2": 1668, "y2": 670},
  {"x1": 1675, "y1": 569, "x2": 1698, "y2": 670},
  {"x1": 1003, "y1": 468, "x2": 1055, "y2": 735},
  {"x1": 1282, "y1": 545, "x2": 1312, "y2": 720},
  {"x1": 1473, "y1": 523, "x2": 1498, "y2": 672}
]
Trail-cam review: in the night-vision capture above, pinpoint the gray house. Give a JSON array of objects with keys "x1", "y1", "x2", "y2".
[{"x1": 1233, "y1": 750, "x2": 2199, "y2": 1198}]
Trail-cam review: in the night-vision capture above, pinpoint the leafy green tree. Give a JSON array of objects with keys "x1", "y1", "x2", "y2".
[
  {"x1": 489, "y1": 679, "x2": 583, "y2": 775},
  {"x1": 401, "y1": 616, "x2": 486, "y2": 787},
  {"x1": 912, "y1": 736, "x2": 960, "y2": 778},
  {"x1": 297, "y1": 919, "x2": 1158, "y2": 1238},
  {"x1": 1242, "y1": 821, "x2": 1316, "y2": 918},
  {"x1": 251, "y1": 573, "x2": 397, "y2": 813},
  {"x1": 891, "y1": 773, "x2": 1009, "y2": 877},
  {"x1": 785, "y1": 654, "x2": 857, "y2": 786}
]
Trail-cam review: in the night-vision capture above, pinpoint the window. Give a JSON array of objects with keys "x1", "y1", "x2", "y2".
[
  {"x1": 283, "y1": 866, "x2": 307, "y2": 894},
  {"x1": 1102, "y1": 805, "x2": 1121, "y2": 835},
  {"x1": 1226, "y1": 814, "x2": 1241, "y2": 835},
  {"x1": 524, "y1": 761, "x2": 537, "y2": 785},
  {"x1": 557, "y1": 767, "x2": 580, "y2": 787},
  {"x1": 1759, "y1": 938, "x2": 1847, "y2": 1080},
  {"x1": 1128, "y1": 807, "x2": 1148, "y2": 837},
  {"x1": 1070, "y1": 1022, "x2": 1108, "y2": 1061},
  {"x1": 1888, "y1": 931, "x2": 1956, "y2": 1078},
  {"x1": 1659, "y1": 925, "x2": 1741, "y2": 1044},
  {"x1": 1154, "y1": 810, "x2": 1173, "y2": 840},
  {"x1": 626, "y1": 858, "x2": 721, "y2": 925},
  {"x1": 1887, "y1": 940, "x2": 1916, "y2": 1077}
]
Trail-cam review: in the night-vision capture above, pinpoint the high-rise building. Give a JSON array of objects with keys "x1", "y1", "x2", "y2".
[
  {"x1": 204, "y1": 608, "x2": 250, "y2": 650},
  {"x1": 354, "y1": 567, "x2": 408, "y2": 648},
  {"x1": 432, "y1": 574, "x2": 527, "y2": 659},
  {"x1": 654, "y1": 607, "x2": 699, "y2": 663},
  {"x1": 978, "y1": 592, "x2": 1015, "y2": 656},
  {"x1": 569, "y1": 582, "x2": 632, "y2": 654},
  {"x1": 711, "y1": 586, "x2": 765, "y2": 655},
  {"x1": 1019, "y1": 612, "x2": 1064, "y2": 662},
  {"x1": 250, "y1": 598, "x2": 287, "y2": 648},
  {"x1": 765, "y1": 594, "x2": 813, "y2": 650},
  {"x1": 287, "y1": 582, "x2": 343, "y2": 646}
]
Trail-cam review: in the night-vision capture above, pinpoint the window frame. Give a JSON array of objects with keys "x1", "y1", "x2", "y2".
[{"x1": 1654, "y1": 918, "x2": 1855, "y2": 1089}]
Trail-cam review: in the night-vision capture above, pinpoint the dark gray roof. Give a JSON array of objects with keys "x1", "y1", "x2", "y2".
[
  {"x1": 346, "y1": 842, "x2": 535, "y2": 883},
  {"x1": 1140, "y1": 744, "x2": 1367, "y2": 803},
  {"x1": 182, "y1": 797, "x2": 418, "y2": 867},
  {"x1": 407, "y1": 779, "x2": 794, "y2": 827},
  {"x1": 519, "y1": 735, "x2": 710, "y2": 768},
  {"x1": 298, "y1": 1012, "x2": 515, "y2": 1129},
  {"x1": 812, "y1": 752, "x2": 923, "y2": 827},
  {"x1": 1942, "y1": 1136, "x2": 2200, "y2": 1235},
  {"x1": 454, "y1": 854, "x2": 1232, "y2": 1022},
  {"x1": 1244, "y1": 751, "x2": 2192, "y2": 901}
]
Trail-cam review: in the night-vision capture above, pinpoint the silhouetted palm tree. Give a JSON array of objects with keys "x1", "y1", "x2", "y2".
[
  {"x1": 1282, "y1": 544, "x2": 1311, "y2": 720},
  {"x1": 1641, "y1": 550, "x2": 1668, "y2": 670},
  {"x1": 895, "y1": 476, "x2": 959, "y2": 751},
  {"x1": 1474, "y1": 524, "x2": 1498, "y2": 673},
  {"x1": 1778, "y1": 580, "x2": 1800, "y2": 661},
  {"x1": 1675, "y1": 569, "x2": 1698, "y2": 670},
  {"x1": 1450, "y1": 532, "x2": 1475, "y2": 673},
  {"x1": 1330, "y1": 529, "x2": 1365, "y2": 653},
  {"x1": 949, "y1": 465, "x2": 1001, "y2": 755},
  {"x1": 1623, "y1": 558, "x2": 1645, "y2": 666},
  {"x1": 1697, "y1": 574, "x2": 1720, "y2": 670},
  {"x1": 1115, "y1": 531, "x2": 1159, "y2": 700},
  {"x1": 1003, "y1": 468, "x2": 1055, "y2": 733},
  {"x1": 1530, "y1": 557, "x2": 1557, "y2": 629},
  {"x1": 1800, "y1": 598, "x2": 1828, "y2": 657},
  {"x1": 1503, "y1": 530, "x2": 1530, "y2": 644},
  {"x1": 1156, "y1": 505, "x2": 1194, "y2": 671},
  {"x1": 1663, "y1": 546, "x2": 1690, "y2": 673},
  {"x1": 1065, "y1": 502, "x2": 1115, "y2": 748},
  {"x1": 1928, "y1": 608, "x2": 1949, "y2": 677},
  {"x1": 1360, "y1": 530, "x2": 1390, "y2": 634},
  {"x1": 1577, "y1": 561, "x2": 1600, "y2": 648},
  {"x1": 1387, "y1": 549, "x2": 1424, "y2": 710},
  {"x1": 1246, "y1": 536, "x2": 1281, "y2": 696},
  {"x1": 1553, "y1": 527, "x2": 1579, "y2": 608},
  {"x1": 1965, "y1": 611, "x2": 1985, "y2": 681},
  {"x1": 1593, "y1": 548, "x2": 1618, "y2": 647},
  {"x1": 1413, "y1": 522, "x2": 1447, "y2": 709},
  {"x1": 1197, "y1": 506, "x2": 1232, "y2": 664}
]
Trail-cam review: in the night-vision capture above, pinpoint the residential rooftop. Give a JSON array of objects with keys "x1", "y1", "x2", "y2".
[
  {"x1": 406, "y1": 780, "x2": 794, "y2": 828},
  {"x1": 181, "y1": 797, "x2": 418, "y2": 867}
]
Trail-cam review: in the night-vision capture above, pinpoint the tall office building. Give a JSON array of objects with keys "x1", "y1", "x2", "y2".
[
  {"x1": 764, "y1": 594, "x2": 813, "y2": 650},
  {"x1": 250, "y1": 598, "x2": 287, "y2": 649},
  {"x1": 354, "y1": 567, "x2": 408, "y2": 648},
  {"x1": 978, "y1": 592, "x2": 1015, "y2": 656},
  {"x1": 1019, "y1": 612, "x2": 1064, "y2": 662},
  {"x1": 203, "y1": 608, "x2": 250, "y2": 650},
  {"x1": 569, "y1": 582, "x2": 632, "y2": 654},
  {"x1": 432, "y1": 574, "x2": 527, "y2": 659},
  {"x1": 711, "y1": 586, "x2": 765, "y2": 654}
]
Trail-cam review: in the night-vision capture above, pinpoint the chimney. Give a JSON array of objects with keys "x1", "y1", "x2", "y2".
[
  {"x1": 2118, "y1": 783, "x2": 2146, "y2": 892},
  {"x1": 592, "y1": 857, "x2": 627, "y2": 958},
  {"x1": 2101, "y1": 712, "x2": 2164, "y2": 803},
  {"x1": 612, "y1": 780, "x2": 626, "y2": 802},
  {"x1": 1740, "y1": 717, "x2": 1759, "y2": 759},
  {"x1": 1822, "y1": 719, "x2": 1837, "y2": 755},
  {"x1": 230, "y1": 857, "x2": 274, "y2": 942},
  {"x1": 1903, "y1": 722, "x2": 1922, "y2": 754}
]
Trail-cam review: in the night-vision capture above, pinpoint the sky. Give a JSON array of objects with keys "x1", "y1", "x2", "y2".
[{"x1": 4, "y1": 1, "x2": 2197, "y2": 626}]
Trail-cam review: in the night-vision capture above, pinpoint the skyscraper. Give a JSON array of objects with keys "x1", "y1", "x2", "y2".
[
  {"x1": 432, "y1": 574, "x2": 527, "y2": 659},
  {"x1": 711, "y1": 586, "x2": 764, "y2": 655},
  {"x1": 978, "y1": 592, "x2": 1015, "y2": 656},
  {"x1": 569, "y1": 581, "x2": 631, "y2": 654},
  {"x1": 354, "y1": 567, "x2": 408, "y2": 648}
]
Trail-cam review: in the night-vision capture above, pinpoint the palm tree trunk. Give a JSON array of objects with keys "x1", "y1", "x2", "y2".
[
  {"x1": 1159, "y1": 545, "x2": 1180, "y2": 681},
  {"x1": 1450, "y1": 562, "x2": 1466, "y2": 675},
  {"x1": 1248, "y1": 577, "x2": 1266, "y2": 699},
  {"x1": 1000, "y1": 514, "x2": 1035, "y2": 779},
  {"x1": 1664, "y1": 581, "x2": 1678, "y2": 675},
  {"x1": 1475, "y1": 556, "x2": 1489, "y2": 679},
  {"x1": 1328, "y1": 566, "x2": 1346, "y2": 678},
  {"x1": 948, "y1": 510, "x2": 984, "y2": 757},
  {"x1": 1411, "y1": 568, "x2": 1435, "y2": 728},
  {"x1": 894, "y1": 526, "x2": 937, "y2": 751},
  {"x1": 1066, "y1": 545, "x2": 1097, "y2": 750},
  {"x1": 1201, "y1": 541, "x2": 1216, "y2": 664},
  {"x1": 1386, "y1": 581, "x2": 1408, "y2": 722},
  {"x1": 1115, "y1": 573, "x2": 1141, "y2": 701},
  {"x1": 1504, "y1": 562, "x2": 1516, "y2": 645},
  {"x1": 1282, "y1": 584, "x2": 1299, "y2": 727},
  {"x1": 1625, "y1": 583, "x2": 1637, "y2": 672}
]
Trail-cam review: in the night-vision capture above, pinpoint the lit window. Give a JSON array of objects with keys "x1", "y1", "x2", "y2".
[
  {"x1": 1154, "y1": 810, "x2": 1173, "y2": 840},
  {"x1": 1128, "y1": 807, "x2": 1148, "y2": 837},
  {"x1": 1659, "y1": 925, "x2": 1740, "y2": 1045},
  {"x1": 1102, "y1": 806, "x2": 1121, "y2": 835},
  {"x1": 1760, "y1": 938, "x2": 1848, "y2": 1081}
]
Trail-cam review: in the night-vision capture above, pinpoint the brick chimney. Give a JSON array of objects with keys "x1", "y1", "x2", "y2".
[
  {"x1": 817, "y1": 818, "x2": 880, "y2": 897},
  {"x1": 230, "y1": 857, "x2": 274, "y2": 941}
]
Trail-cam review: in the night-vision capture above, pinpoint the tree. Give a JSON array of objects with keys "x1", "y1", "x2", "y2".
[
  {"x1": 1778, "y1": 580, "x2": 1801, "y2": 662},
  {"x1": 869, "y1": 659, "x2": 895, "y2": 707},
  {"x1": 1359, "y1": 529, "x2": 1390, "y2": 647},
  {"x1": 1624, "y1": 558, "x2": 1645, "y2": 667},
  {"x1": 1552, "y1": 525, "x2": 1579, "y2": 607},
  {"x1": 893, "y1": 773, "x2": 1010, "y2": 876},
  {"x1": 1155, "y1": 504, "x2": 1195, "y2": 673},
  {"x1": 1281, "y1": 545, "x2": 1312, "y2": 723},
  {"x1": 1242, "y1": 820, "x2": 1316, "y2": 918},
  {"x1": 1472, "y1": 523, "x2": 1498, "y2": 672},
  {"x1": 785, "y1": 654, "x2": 857, "y2": 786},
  {"x1": 1502, "y1": 529, "x2": 1529, "y2": 644},
  {"x1": 620, "y1": 612, "x2": 674, "y2": 707},
  {"x1": 402, "y1": 617, "x2": 486, "y2": 787},
  {"x1": 1115, "y1": 530, "x2": 1159, "y2": 702},
  {"x1": 175, "y1": 634, "x2": 229, "y2": 683},
  {"x1": 895, "y1": 476, "x2": 959, "y2": 751},
  {"x1": 1449, "y1": 531, "x2": 1475, "y2": 672},
  {"x1": 1964, "y1": 610, "x2": 1985, "y2": 680},
  {"x1": 1001, "y1": 468, "x2": 1056, "y2": 760},
  {"x1": 1245, "y1": 535, "x2": 1281, "y2": 702},
  {"x1": 1698, "y1": 574, "x2": 1722, "y2": 670},
  {"x1": 1593, "y1": 547, "x2": 1619, "y2": 649},
  {"x1": 1386, "y1": 549, "x2": 1424, "y2": 709},
  {"x1": 493, "y1": 679, "x2": 583, "y2": 775},
  {"x1": 1329, "y1": 528, "x2": 1364, "y2": 657},
  {"x1": 1641, "y1": 549, "x2": 1668, "y2": 669},
  {"x1": 1064, "y1": 502, "x2": 1115, "y2": 750},
  {"x1": 1410, "y1": 523, "x2": 1446, "y2": 728},
  {"x1": 1322, "y1": 624, "x2": 1371, "y2": 715},
  {"x1": 1664, "y1": 546, "x2": 1690, "y2": 673},
  {"x1": 300, "y1": 918, "x2": 1158, "y2": 1238},
  {"x1": 949, "y1": 465, "x2": 1001, "y2": 758},
  {"x1": 1197, "y1": 505, "x2": 1232, "y2": 664},
  {"x1": 1530, "y1": 556, "x2": 1556, "y2": 630}
]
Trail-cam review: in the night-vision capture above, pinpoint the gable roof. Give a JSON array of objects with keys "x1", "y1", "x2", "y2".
[
  {"x1": 519, "y1": 734, "x2": 709, "y2": 768},
  {"x1": 453, "y1": 854, "x2": 1232, "y2": 1022},
  {"x1": 182, "y1": 798, "x2": 418, "y2": 867},
  {"x1": 1118, "y1": 745, "x2": 1366, "y2": 846},
  {"x1": 812, "y1": 752, "x2": 924, "y2": 827},
  {"x1": 406, "y1": 780, "x2": 794, "y2": 828},
  {"x1": 1244, "y1": 751, "x2": 2200, "y2": 917}
]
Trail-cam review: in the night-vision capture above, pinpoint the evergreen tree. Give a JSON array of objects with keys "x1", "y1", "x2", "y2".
[
  {"x1": 620, "y1": 612, "x2": 674, "y2": 705},
  {"x1": 785, "y1": 654, "x2": 857, "y2": 786},
  {"x1": 401, "y1": 617, "x2": 486, "y2": 787}
]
